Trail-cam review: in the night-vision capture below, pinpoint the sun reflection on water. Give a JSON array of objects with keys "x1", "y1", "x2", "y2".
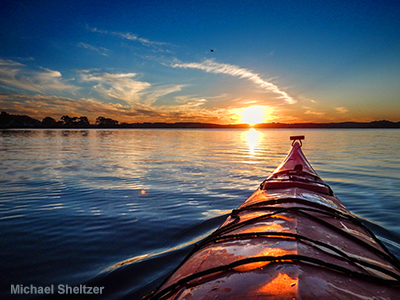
[{"x1": 245, "y1": 128, "x2": 263, "y2": 155}]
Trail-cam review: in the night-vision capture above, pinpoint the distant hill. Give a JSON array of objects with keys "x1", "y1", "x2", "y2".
[
  {"x1": 1, "y1": 111, "x2": 400, "y2": 129},
  {"x1": 0, "y1": 111, "x2": 41, "y2": 128}
]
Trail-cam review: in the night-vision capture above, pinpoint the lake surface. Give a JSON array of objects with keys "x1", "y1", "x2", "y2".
[{"x1": 1, "y1": 128, "x2": 400, "y2": 299}]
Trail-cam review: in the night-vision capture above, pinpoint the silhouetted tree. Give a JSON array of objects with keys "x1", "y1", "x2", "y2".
[
  {"x1": 42, "y1": 116, "x2": 57, "y2": 126},
  {"x1": 60, "y1": 115, "x2": 76, "y2": 126},
  {"x1": 96, "y1": 116, "x2": 119, "y2": 127},
  {"x1": 59, "y1": 115, "x2": 90, "y2": 127},
  {"x1": 76, "y1": 116, "x2": 90, "y2": 126}
]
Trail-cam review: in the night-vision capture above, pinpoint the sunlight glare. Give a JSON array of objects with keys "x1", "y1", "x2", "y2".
[{"x1": 239, "y1": 106, "x2": 268, "y2": 126}]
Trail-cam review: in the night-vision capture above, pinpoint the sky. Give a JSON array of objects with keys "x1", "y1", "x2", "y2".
[{"x1": 1, "y1": 0, "x2": 399, "y2": 124}]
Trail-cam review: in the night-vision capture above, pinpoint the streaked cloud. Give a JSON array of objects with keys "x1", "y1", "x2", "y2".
[
  {"x1": 0, "y1": 59, "x2": 80, "y2": 95},
  {"x1": 303, "y1": 106, "x2": 326, "y2": 116},
  {"x1": 0, "y1": 92, "x2": 231, "y2": 124},
  {"x1": 173, "y1": 95, "x2": 207, "y2": 108},
  {"x1": 0, "y1": 60, "x2": 189, "y2": 112},
  {"x1": 78, "y1": 70, "x2": 186, "y2": 105},
  {"x1": 0, "y1": 93, "x2": 183, "y2": 123},
  {"x1": 79, "y1": 70, "x2": 151, "y2": 103},
  {"x1": 77, "y1": 42, "x2": 111, "y2": 57},
  {"x1": 0, "y1": 59, "x2": 24, "y2": 67},
  {"x1": 304, "y1": 110, "x2": 325, "y2": 116},
  {"x1": 335, "y1": 106, "x2": 349, "y2": 113},
  {"x1": 170, "y1": 59, "x2": 296, "y2": 104},
  {"x1": 88, "y1": 26, "x2": 170, "y2": 48},
  {"x1": 142, "y1": 84, "x2": 187, "y2": 105}
]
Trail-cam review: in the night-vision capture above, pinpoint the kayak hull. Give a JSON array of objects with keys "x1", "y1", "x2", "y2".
[
  {"x1": 145, "y1": 138, "x2": 400, "y2": 300},
  {"x1": 163, "y1": 264, "x2": 399, "y2": 300}
]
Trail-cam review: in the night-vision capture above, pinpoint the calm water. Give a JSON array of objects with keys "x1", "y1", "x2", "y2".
[{"x1": 1, "y1": 129, "x2": 400, "y2": 299}]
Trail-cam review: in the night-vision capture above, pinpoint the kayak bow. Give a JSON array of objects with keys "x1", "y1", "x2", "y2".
[{"x1": 144, "y1": 136, "x2": 400, "y2": 300}]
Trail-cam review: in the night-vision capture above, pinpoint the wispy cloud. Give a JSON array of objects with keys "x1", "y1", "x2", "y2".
[
  {"x1": 78, "y1": 70, "x2": 186, "y2": 105},
  {"x1": 0, "y1": 59, "x2": 80, "y2": 95},
  {"x1": 0, "y1": 59, "x2": 24, "y2": 67},
  {"x1": 142, "y1": 84, "x2": 187, "y2": 105},
  {"x1": 0, "y1": 92, "x2": 137, "y2": 120},
  {"x1": 171, "y1": 59, "x2": 296, "y2": 104},
  {"x1": 77, "y1": 42, "x2": 111, "y2": 57},
  {"x1": 79, "y1": 70, "x2": 151, "y2": 103},
  {"x1": 303, "y1": 107, "x2": 325, "y2": 116},
  {"x1": 88, "y1": 26, "x2": 170, "y2": 49},
  {"x1": 0, "y1": 92, "x2": 230, "y2": 124},
  {"x1": 335, "y1": 106, "x2": 349, "y2": 113},
  {"x1": 173, "y1": 95, "x2": 207, "y2": 108}
]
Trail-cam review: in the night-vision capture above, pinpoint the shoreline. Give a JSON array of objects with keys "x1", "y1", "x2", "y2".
[
  {"x1": 1, "y1": 111, "x2": 400, "y2": 129},
  {"x1": 2, "y1": 121, "x2": 400, "y2": 129}
]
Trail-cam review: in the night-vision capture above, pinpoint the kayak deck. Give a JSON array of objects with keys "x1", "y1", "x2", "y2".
[{"x1": 144, "y1": 136, "x2": 400, "y2": 300}]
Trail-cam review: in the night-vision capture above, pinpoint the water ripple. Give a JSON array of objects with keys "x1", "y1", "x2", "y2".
[{"x1": 1, "y1": 128, "x2": 399, "y2": 300}]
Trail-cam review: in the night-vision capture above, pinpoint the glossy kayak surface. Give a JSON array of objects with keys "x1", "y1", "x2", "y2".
[{"x1": 143, "y1": 136, "x2": 400, "y2": 299}]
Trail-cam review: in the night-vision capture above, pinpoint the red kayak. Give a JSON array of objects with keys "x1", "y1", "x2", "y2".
[{"x1": 144, "y1": 136, "x2": 400, "y2": 299}]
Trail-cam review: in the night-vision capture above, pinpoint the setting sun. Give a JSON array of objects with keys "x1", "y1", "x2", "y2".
[{"x1": 239, "y1": 106, "x2": 268, "y2": 125}]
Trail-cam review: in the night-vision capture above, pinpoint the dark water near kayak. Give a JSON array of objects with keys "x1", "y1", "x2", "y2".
[{"x1": 1, "y1": 128, "x2": 400, "y2": 299}]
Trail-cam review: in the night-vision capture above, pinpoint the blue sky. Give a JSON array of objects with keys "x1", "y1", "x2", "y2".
[{"x1": 1, "y1": 0, "x2": 399, "y2": 123}]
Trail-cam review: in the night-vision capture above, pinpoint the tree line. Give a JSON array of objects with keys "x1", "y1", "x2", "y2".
[
  {"x1": 2, "y1": 111, "x2": 400, "y2": 129},
  {"x1": 0, "y1": 111, "x2": 119, "y2": 128},
  {"x1": 42, "y1": 115, "x2": 119, "y2": 127}
]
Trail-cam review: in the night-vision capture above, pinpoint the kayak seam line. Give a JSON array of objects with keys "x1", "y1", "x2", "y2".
[
  {"x1": 225, "y1": 205, "x2": 399, "y2": 268},
  {"x1": 234, "y1": 197, "x2": 353, "y2": 219},
  {"x1": 236, "y1": 197, "x2": 396, "y2": 264},
  {"x1": 297, "y1": 209, "x2": 400, "y2": 269},
  {"x1": 201, "y1": 206, "x2": 400, "y2": 270},
  {"x1": 204, "y1": 231, "x2": 400, "y2": 280}
]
